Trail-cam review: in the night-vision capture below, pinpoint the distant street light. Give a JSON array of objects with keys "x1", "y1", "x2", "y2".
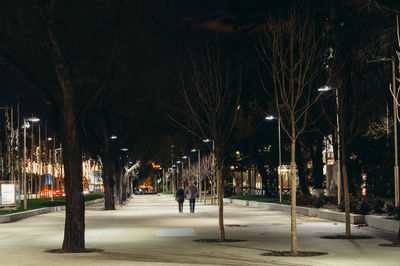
[
  {"x1": 265, "y1": 115, "x2": 282, "y2": 202},
  {"x1": 28, "y1": 118, "x2": 40, "y2": 123},
  {"x1": 110, "y1": 135, "x2": 118, "y2": 140},
  {"x1": 120, "y1": 148, "x2": 128, "y2": 152}
]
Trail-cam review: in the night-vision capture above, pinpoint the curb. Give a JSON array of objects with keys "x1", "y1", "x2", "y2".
[
  {"x1": 0, "y1": 198, "x2": 104, "y2": 223},
  {"x1": 225, "y1": 198, "x2": 400, "y2": 233},
  {"x1": 365, "y1": 214, "x2": 400, "y2": 233},
  {"x1": 224, "y1": 198, "x2": 364, "y2": 224}
]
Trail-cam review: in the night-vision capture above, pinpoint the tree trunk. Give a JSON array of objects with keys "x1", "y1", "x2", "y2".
[
  {"x1": 61, "y1": 122, "x2": 85, "y2": 252},
  {"x1": 116, "y1": 167, "x2": 122, "y2": 204},
  {"x1": 44, "y1": 19, "x2": 85, "y2": 252},
  {"x1": 290, "y1": 121, "x2": 298, "y2": 256},
  {"x1": 341, "y1": 143, "x2": 351, "y2": 236},
  {"x1": 57, "y1": 70, "x2": 85, "y2": 252},
  {"x1": 171, "y1": 173, "x2": 176, "y2": 195},
  {"x1": 217, "y1": 167, "x2": 225, "y2": 241},
  {"x1": 121, "y1": 172, "x2": 128, "y2": 202},
  {"x1": 102, "y1": 136, "x2": 115, "y2": 210}
]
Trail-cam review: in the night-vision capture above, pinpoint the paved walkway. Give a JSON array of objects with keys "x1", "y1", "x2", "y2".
[{"x1": 0, "y1": 194, "x2": 399, "y2": 266}]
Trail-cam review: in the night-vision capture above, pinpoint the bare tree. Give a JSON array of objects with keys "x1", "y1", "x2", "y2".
[
  {"x1": 173, "y1": 45, "x2": 242, "y2": 241},
  {"x1": 182, "y1": 154, "x2": 217, "y2": 203},
  {"x1": 200, "y1": 153, "x2": 217, "y2": 203},
  {"x1": 258, "y1": 9, "x2": 325, "y2": 255}
]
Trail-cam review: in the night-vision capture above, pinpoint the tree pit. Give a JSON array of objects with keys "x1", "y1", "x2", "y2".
[
  {"x1": 194, "y1": 239, "x2": 247, "y2": 243},
  {"x1": 321, "y1": 235, "x2": 373, "y2": 240},
  {"x1": 45, "y1": 248, "x2": 103, "y2": 254},
  {"x1": 261, "y1": 251, "x2": 327, "y2": 257}
]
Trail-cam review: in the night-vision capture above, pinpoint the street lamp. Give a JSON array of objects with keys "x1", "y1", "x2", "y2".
[
  {"x1": 265, "y1": 115, "x2": 282, "y2": 202},
  {"x1": 191, "y1": 148, "x2": 201, "y2": 190},
  {"x1": 366, "y1": 56, "x2": 399, "y2": 207},
  {"x1": 318, "y1": 85, "x2": 342, "y2": 205},
  {"x1": 203, "y1": 138, "x2": 215, "y2": 203},
  {"x1": 28, "y1": 117, "x2": 40, "y2": 199},
  {"x1": 176, "y1": 160, "x2": 183, "y2": 185},
  {"x1": 182, "y1": 155, "x2": 190, "y2": 171},
  {"x1": 22, "y1": 116, "x2": 40, "y2": 209},
  {"x1": 22, "y1": 118, "x2": 28, "y2": 210},
  {"x1": 46, "y1": 135, "x2": 57, "y2": 201}
]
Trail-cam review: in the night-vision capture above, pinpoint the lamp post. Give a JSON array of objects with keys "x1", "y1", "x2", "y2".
[
  {"x1": 318, "y1": 85, "x2": 342, "y2": 205},
  {"x1": 191, "y1": 148, "x2": 201, "y2": 191},
  {"x1": 160, "y1": 167, "x2": 165, "y2": 192},
  {"x1": 182, "y1": 155, "x2": 190, "y2": 172},
  {"x1": 203, "y1": 138, "x2": 215, "y2": 203},
  {"x1": 27, "y1": 117, "x2": 40, "y2": 199},
  {"x1": 176, "y1": 160, "x2": 183, "y2": 185},
  {"x1": 47, "y1": 135, "x2": 56, "y2": 201},
  {"x1": 22, "y1": 119, "x2": 28, "y2": 210},
  {"x1": 366, "y1": 57, "x2": 399, "y2": 207},
  {"x1": 265, "y1": 115, "x2": 282, "y2": 202},
  {"x1": 171, "y1": 164, "x2": 176, "y2": 191}
]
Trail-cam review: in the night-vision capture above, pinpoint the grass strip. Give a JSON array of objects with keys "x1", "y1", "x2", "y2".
[{"x1": 0, "y1": 193, "x2": 104, "y2": 215}]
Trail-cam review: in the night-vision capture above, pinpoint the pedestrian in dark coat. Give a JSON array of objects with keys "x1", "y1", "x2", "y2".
[
  {"x1": 185, "y1": 180, "x2": 198, "y2": 213},
  {"x1": 175, "y1": 185, "x2": 185, "y2": 213}
]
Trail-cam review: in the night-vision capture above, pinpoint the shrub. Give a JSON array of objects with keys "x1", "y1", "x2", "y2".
[
  {"x1": 339, "y1": 195, "x2": 360, "y2": 213},
  {"x1": 324, "y1": 196, "x2": 337, "y2": 205},
  {"x1": 41, "y1": 200, "x2": 65, "y2": 207},
  {"x1": 395, "y1": 206, "x2": 400, "y2": 220},
  {"x1": 385, "y1": 201, "x2": 395, "y2": 216},
  {"x1": 296, "y1": 193, "x2": 314, "y2": 207},
  {"x1": 313, "y1": 195, "x2": 328, "y2": 208},
  {"x1": 358, "y1": 198, "x2": 371, "y2": 215},
  {"x1": 296, "y1": 193, "x2": 331, "y2": 208},
  {"x1": 84, "y1": 193, "x2": 104, "y2": 201},
  {"x1": 370, "y1": 197, "x2": 385, "y2": 214}
]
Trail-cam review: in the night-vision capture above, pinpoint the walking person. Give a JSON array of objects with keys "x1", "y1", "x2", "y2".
[
  {"x1": 185, "y1": 180, "x2": 198, "y2": 213},
  {"x1": 175, "y1": 184, "x2": 185, "y2": 213}
]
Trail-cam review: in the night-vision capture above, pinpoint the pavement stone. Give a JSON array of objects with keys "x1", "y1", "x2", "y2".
[{"x1": 0, "y1": 194, "x2": 399, "y2": 266}]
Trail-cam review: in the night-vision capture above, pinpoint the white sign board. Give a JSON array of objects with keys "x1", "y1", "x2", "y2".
[{"x1": 1, "y1": 184, "x2": 15, "y2": 205}]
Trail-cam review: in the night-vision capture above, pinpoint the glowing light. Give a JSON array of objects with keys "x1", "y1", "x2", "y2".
[
  {"x1": 28, "y1": 117, "x2": 40, "y2": 122},
  {"x1": 318, "y1": 85, "x2": 332, "y2": 92}
]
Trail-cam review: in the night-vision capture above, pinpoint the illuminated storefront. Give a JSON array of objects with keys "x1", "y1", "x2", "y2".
[
  {"x1": 278, "y1": 164, "x2": 299, "y2": 189},
  {"x1": 232, "y1": 166, "x2": 263, "y2": 195}
]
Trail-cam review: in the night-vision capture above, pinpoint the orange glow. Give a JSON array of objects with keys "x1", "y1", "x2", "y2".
[{"x1": 151, "y1": 162, "x2": 161, "y2": 169}]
